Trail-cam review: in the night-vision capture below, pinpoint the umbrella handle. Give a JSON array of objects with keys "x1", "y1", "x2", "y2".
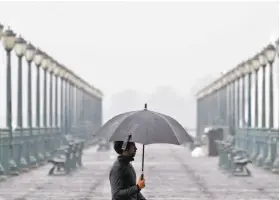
[{"x1": 141, "y1": 144, "x2": 145, "y2": 180}]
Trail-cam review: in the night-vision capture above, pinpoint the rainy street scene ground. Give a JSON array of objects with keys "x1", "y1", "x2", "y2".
[
  {"x1": 0, "y1": 1, "x2": 279, "y2": 200},
  {"x1": 0, "y1": 145, "x2": 278, "y2": 200}
]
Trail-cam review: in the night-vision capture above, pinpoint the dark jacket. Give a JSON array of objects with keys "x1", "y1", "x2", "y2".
[{"x1": 109, "y1": 155, "x2": 146, "y2": 200}]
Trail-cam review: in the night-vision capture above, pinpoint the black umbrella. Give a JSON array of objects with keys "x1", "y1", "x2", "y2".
[{"x1": 94, "y1": 103, "x2": 194, "y2": 178}]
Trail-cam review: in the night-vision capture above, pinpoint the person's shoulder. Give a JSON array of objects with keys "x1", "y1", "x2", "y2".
[
  {"x1": 110, "y1": 159, "x2": 121, "y2": 172},
  {"x1": 109, "y1": 160, "x2": 124, "y2": 179}
]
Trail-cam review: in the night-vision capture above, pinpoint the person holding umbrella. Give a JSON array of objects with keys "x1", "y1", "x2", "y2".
[
  {"x1": 109, "y1": 140, "x2": 146, "y2": 200},
  {"x1": 95, "y1": 104, "x2": 194, "y2": 199}
]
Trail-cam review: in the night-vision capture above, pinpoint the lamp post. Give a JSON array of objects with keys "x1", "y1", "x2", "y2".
[
  {"x1": 0, "y1": 23, "x2": 3, "y2": 40},
  {"x1": 53, "y1": 63, "x2": 60, "y2": 128},
  {"x1": 25, "y1": 43, "x2": 35, "y2": 135},
  {"x1": 3, "y1": 28, "x2": 16, "y2": 146},
  {"x1": 258, "y1": 52, "x2": 267, "y2": 128},
  {"x1": 64, "y1": 72, "x2": 70, "y2": 134},
  {"x1": 3, "y1": 27, "x2": 17, "y2": 173},
  {"x1": 230, "y1": 72, "x2": 237, "y2": 134},
  {"x1": 48, "y1": 59, "x2": 55, "y2": 130},
  {"x1": 239, "y1": 63, "x2": 246, "y2": 128},
  {"x1": 68, "y1": 74, "x2": 73, "y2": 134},
  {"x1": 14, "y1": 35, "x2": 28, "y2": 169},
  {"x1": 252, "y1": 56, "x2": 260, "y2": 128},
  {"x1": 234, "y1": 68, "x2": 242, "y2": 129},
  {"x1": 264, "y1": 44, "x2": 276, "y2": 129},
  {"x1": 59, "y1": 68, "x2": 66, "y2": 135},
  {"x1": 25, "y1": 43, "x2": 36, "y2": 166},
  {"x1": 14, "y1": 36, "x2": 27, "y2": 130},
  {"x1": 33, "y1": 48, "x2": 45, "y2": 164},
  {"x1": 34, "y1": 49, "x2": 44, "y2": 129},
  {"x1": 41, "y1": 54, "x2": 50, "y2": 160},
  {"x1": 244, "y1": 61, "x2": 252, "y2": 128},
  {"x1": 41, "y1": 54, "x2": 50, "y2": 129}
]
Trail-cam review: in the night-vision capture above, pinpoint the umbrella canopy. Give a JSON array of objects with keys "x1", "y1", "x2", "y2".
[
  {"x1": 94, "y1": 104, "x2": 194, "y2": 178},
  {"x1": 94, "y1": 104, "x2": 194, "y2": 145}
]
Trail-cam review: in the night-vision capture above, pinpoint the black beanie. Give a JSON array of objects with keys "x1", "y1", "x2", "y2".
[
  {"x1": 113, "y1": 141, "x2": 135, "y2": 154},
  {"x1": 114, "y1": 141, "x2": 124, "y2": 154}
]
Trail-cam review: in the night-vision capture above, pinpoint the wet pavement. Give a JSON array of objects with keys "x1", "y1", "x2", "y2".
[{"x1": 0, "y1": 144, "x2": 278, "y2": 200}]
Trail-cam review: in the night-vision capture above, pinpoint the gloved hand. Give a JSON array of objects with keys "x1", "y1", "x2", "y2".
[{"x1": 137, "y1": 176, "x2": 145, "y2": 190}]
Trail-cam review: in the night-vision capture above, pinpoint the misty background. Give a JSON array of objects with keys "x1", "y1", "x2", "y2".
[{"x1": 0, "y1": 1, "x2": 278, "y2": 132}]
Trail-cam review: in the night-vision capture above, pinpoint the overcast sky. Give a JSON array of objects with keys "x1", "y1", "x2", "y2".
[{"x1": 0, "y1": 1, "x2": 278, "y2": 128}]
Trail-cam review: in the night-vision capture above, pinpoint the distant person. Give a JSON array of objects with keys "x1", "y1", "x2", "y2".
[{"x1": 109, "y1": 141, "x2": 146, "y2": 200}]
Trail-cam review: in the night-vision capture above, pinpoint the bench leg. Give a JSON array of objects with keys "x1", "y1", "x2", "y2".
[
  {"x1": 78, "y1": 157, "x2": 82, "y2": 167},
  {"x1": 237, "y1": 165, "x2": 244, "y2": 172},
  {"x1": 48, "y1": 166, "x2": 56, "y2": 175},
  {"x1": 244, "y1": 166, "x2": 251, "y2": 176}
]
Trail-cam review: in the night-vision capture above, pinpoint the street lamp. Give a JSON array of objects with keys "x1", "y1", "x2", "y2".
[
  {"x1": 15, "y1": 36, "x2": 27, "y2": 129},
  {"x1": 264, "y1": 44, "x2": 276, "y2": 128},
  {"x1": 25, "y1": 43, "x2": 35, "y2": 136},
  {"x1": 252, "y1": 55, "x2": 260, "y2": 71},
  {"x1": 48, "y1": 58, "x2": 54, "y2": 73},
  {"x1": 258, "y1": 51, "x2": 267, "y2": 128},
  {"x1": 246, "y1": 60, "x2": 253, "y2": 127},
  {"x1": 59, "y1": 67, "x2": 66, "y2": 132},
  {"x1": 264, "y1": 44, "x2": 276, "y2": 64},
  {"x1": 53, "y1": 62, "x2": 60, "y2": 128},
  {"x1": 0, "y1": 23, "x2": 3, "y2": 40},
  {"x1": 252, "y1": 55, "x2": 260, "y2": 128},
  {"x1": 244, "y1": 60, "x2": 252, "y2": 74},
  {"x1": 34, "y1": 48, "x2": 44, "y2": 128},
  {"x1": 234, "y1": 67, "x2": 242, "y2": 79},
  {"x1": 59, "y1": 69, "x2": 66, "y2": 78},
  {"x1": 239, "y1": 62, "x2": 247, "y2": 76},
  {"x1": 3, "y1": 28, "x2": 16, "y2": 142},
  {"x1": 14, "y1": 35, "x2": 27, "y2": 57},
  {"x1": 48, "y1": 58, "x2": 57, "y2": 128},
  {"x1": 258, "y1": 52, "x2": 267, "y2": 67},
  {"x1": 34, "y1": 48, "x2": 44, "y2": 67},
  {"x1": 41, "y1": 53, "x2": 50, "y2": 128},
  {"x1": 2, "y1": 28, "x2": 16, "y2": 52},
  {"x1": 41, "y1": 53, "x2": 50, "y2": 70},
  {"x1": 53, "y1": 62, "x2": 60, "y2": 76},
  {"x1": 25, "y1": 43, "x2": 35, "y2": 63},
  {"x1": 239, "y1": 62, "x2": 247, "y2": 127}
]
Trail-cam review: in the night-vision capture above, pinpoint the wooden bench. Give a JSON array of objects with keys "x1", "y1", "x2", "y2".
[
  {"x1": 48, "y1": 139, "x2": 85, "y2": 175},
  {"x1": 216, "y1": 140, "x2": 252, "y2": 176},
  {"x1": 48, "y1": 145, "x2": 72, "y2": 175},
  {"x1": 229, "y1": 147, "x2": 252, "y2": 176}
]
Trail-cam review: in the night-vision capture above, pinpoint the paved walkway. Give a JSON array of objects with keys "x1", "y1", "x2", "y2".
[{"x1": 0, "y1": 145, "x2": 278, "y2": 200}]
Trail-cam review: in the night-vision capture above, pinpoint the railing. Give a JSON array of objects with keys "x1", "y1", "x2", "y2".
[
  {"x1": 0, "y1": 23, "x2": 103, "y2": 176},
  {"x1": 196, "y1": 39, "x2": 279, "y2": 173}
]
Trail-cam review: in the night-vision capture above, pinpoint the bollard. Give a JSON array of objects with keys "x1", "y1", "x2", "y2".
[
  {"x1": 9, "y1": 159, "x2": 19, "y2": 176},
  {"x1": 0, "y1": 162, "x2": 6, "y2": 181},
  {"x1": 29, "y1": 140, "x2": 38, "y2": 168},
  {"x1": 263, "y1": 135, "x2": 275, "y2": 169},
  {"x1": 44, "y1": 138, "x2": 51, "y2": 162},
  {"x1": 271, "y1": 138, "x2": 279, "y2": 174},
  {"x1": 255, "y1": 140, "x2": 265, "y2": 166},
  {"x1": 250, "y1": 137, "x2": 259, "y2": 162},
  {"x1": 77, "y1": 141, "x2": 84, "y2": 167},
  {"x1": 19, "y1": 156, "x2": 29, "y2": 172},
  {"x1": 37, "y1": 152, "x2": 45, "y2": 166},
  {"x1": 0, "y1": 163, "x2": 5, "y2": 176},
  {"x1": 64, "y1": 146, "x2": 72, "y2": 174}
]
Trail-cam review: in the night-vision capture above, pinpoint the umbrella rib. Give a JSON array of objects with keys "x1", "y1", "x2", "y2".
[
  {"x1": 151, "y1": 111, "x2": 180, "y2": 145},
  {"x1": 109, "y1": 111, "x2": 139, "y2": 141}
]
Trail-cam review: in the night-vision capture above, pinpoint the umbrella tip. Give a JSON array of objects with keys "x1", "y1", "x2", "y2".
[{"x1": 144, "y1": 103, "x2": 147, "y2": 110}]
